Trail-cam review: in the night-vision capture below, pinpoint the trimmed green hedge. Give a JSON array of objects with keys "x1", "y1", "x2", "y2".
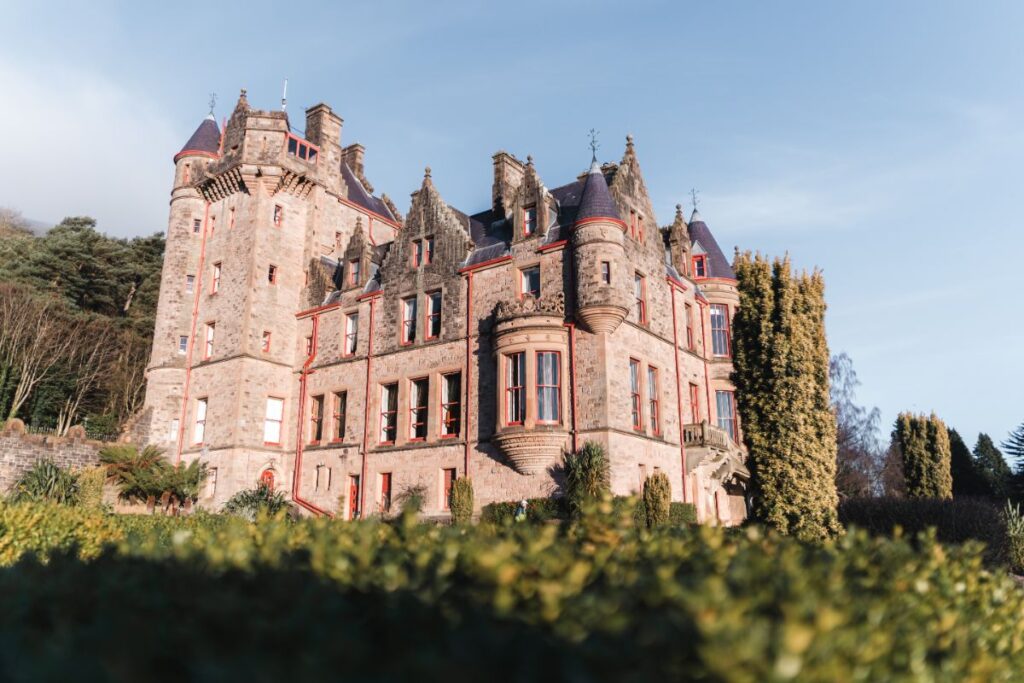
[
  {"x1": 0, "y1": 502, "x2": 1023, "y2": 680},
  {"x1": 669, "y1": 502, "x2": 698, "y2": 525},
  {"x1": 479, "y1": 497, "x2": 567, "y2": 525}
]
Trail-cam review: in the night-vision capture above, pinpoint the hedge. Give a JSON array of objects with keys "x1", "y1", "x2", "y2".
[
  {"x1": 479, "y1": 497, "x2": 567, "y2": 525},
  {"x1": 0, "y1": 501, "x2": 1022, "y2": 679}
]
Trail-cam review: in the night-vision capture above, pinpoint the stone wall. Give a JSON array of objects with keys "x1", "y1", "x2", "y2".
[{"x1": 0, "y1": 421, "x2": 106, "y2": 493}]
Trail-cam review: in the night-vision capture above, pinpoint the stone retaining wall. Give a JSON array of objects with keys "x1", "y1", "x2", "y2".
[{"x1": 0, "y1": 420, "x2": 108, "y2": 493}]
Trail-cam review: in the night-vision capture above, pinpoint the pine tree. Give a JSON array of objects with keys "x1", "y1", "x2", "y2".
[
  {"x1": 1004, "y1": 423, "x2": 1024, "y2": 473},
  {"x1": 974, "y1": 433, "x2": 1012, "y2": 499},
  {"x1": 732, "y1": 253, "x2": 840, "y2": 540},
  {"x1": 893, "y1": 413, "x2": 952, "y2": 499},
  {"x1": 949, "y1": 428, "x2": 988, "y2": 497}
]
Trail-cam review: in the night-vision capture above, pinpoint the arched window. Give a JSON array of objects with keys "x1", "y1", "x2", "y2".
[{"x1": 259, "y1": 469, "x2": 275, "y2": 489}]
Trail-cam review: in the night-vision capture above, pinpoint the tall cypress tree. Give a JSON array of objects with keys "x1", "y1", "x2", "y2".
[
  {"x1": 893, "y1": 413, "x2": 952, "y2": 499},
  {"x1": 949, "y1": 428, "x2": 988, "y2": 497},
  {"x1": 732, "y1": 253, "x2": 840, "y2": 540},
  {"x1": 974, "y1": 433, "x2": 1011, "y2": 499}
]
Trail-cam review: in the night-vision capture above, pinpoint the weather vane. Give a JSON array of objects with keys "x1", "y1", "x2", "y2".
[
  {"x1": 588, "y1": 128, "x2": 600, "y2": 162},
  {"x1": 690, "y1": 188, "x2": 700, "y2": 211},
  {"x1": 208, "y1": 92, "x2": 217, "y2": 116}
]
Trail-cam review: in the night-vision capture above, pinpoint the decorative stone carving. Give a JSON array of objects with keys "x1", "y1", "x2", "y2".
[
  {"x1": 494, "y1": 292, "x2": 565, "y2": 322},
  {"x1": 492, "y1": 429, "x2": 569, "y2": 475}
]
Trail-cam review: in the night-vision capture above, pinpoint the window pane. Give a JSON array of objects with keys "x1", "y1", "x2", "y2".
[
  {"x1": 536, "y1": 352, "x2": 559, "y2": 422},
  {"x1": 710, "y1": 304, "x2": 730, "y2": 356},
  {"x1": 442, "y1": 373, "x2": 461, "y2": 435},
  {"x1": 506, "y1": 353, "x2": 525, "y2": 424}
]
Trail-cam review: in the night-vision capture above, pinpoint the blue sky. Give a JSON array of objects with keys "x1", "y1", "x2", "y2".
[{"x1": 2, "y1": 0, "x2": 1021, "y2": 451}]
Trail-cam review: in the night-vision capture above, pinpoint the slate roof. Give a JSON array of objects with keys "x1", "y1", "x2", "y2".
[
  {"x1": 175, "y1": 115, "x2": 221, "y2": 160},
  {"x1": 341, "y1": 163, "x2": 396, "y2": 221},
  {"x1": 575, "y1": 160, "x2": 622, "y2": 224},
  {"x1": 688, "y1": 209, "x2": 736, "y2": 281}
]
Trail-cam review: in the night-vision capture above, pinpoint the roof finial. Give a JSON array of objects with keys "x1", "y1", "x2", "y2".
[
  {"x1": 690, "y1": 188, "x2": 700, "y2": 211},
  {"x1": 626, "y1": 133, "x2": 634, "y2": 148},
  {"x1": 526, "y1": 154, "x2": 534, "y2": 166},
  {"x1": 424, "y1": 165, "x2": 432, "y2": 179},
  {"x1": 588, "y1": 128, "x2": 600, "y2": 163},
  {"x1": 207, "y1": 92, "x2": 217, "y2": 117},
  {"x1": 675, "y1": 203, "x2": 683, "y2": 220}
]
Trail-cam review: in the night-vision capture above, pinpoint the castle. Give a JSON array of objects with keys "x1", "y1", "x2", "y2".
[{"x1": 140, "y1": 90, "x2": 749, "y2": 523}]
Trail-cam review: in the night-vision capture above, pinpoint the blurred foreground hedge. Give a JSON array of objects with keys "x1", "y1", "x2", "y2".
[{"x1": 0, "y1": 500, "x2": 1023, "y2": 682}]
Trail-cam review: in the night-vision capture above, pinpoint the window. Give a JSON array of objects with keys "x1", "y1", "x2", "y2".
[
  {"x1": 273, "y1": 204, "x2": 283, "y2": 228},
  {"x1": 536, "y1": 352, "x2": 560, "y2": 423},
  {"x1": 349, "y1": 475, "x2": 361, "y2": 519},
  {"x1": 183, "y1": 164, "x2": 190, "y2": 184},
  {"x1": 379, "y1": 383, "x2": 398, "y2": 444},
  {"x1": 192, "y1": 218, "x2": 201, "y2": 234},
  {"x1": 647, "y1": 366, "x2": 660, "y2": 434},
  {"x1": 334, "y1": 231, "x2": 342, "y2": 250},
  {"x1": 520, "y1": 266, "x2": 540, "y2": 298},
  {"x1": 689, "y1": 383, "x2": 701, "y2": 423},
  {"x1": 186, "y1": 274, "x2": 195, "y2": 293},
  {"x1": 205, "y1": 467, "x2": 217, "y2": 498},
  {"x1": 685, "y1": 303, "x2": 695, "y2": 350},
  {"x1": 268, "y1": 264, "x2": 278, "y2": 284},
  {"x1": 629, "y1": 359, "x2": 642, "y2": 430},
  {"x1": 426, "y1": 291, "x2": 442, "y2": 340},
  {"x1": 209, "y1": 215, "x2": 216, "y2": 236},
  {"x1": 229, "y1": 207, "x2": 235, "y2": 229},
  {"x1": 315, "y1": 465, "x2": 332, "y2": 491},
  {"x1": 344, "y1": 313, "x2": 359, "y2": 356},
  {"x1": 310, "y1": 394, "x2": 324, "y2": 444},
  {"x1": 441, "y1": 372, "x2": 461, "y2": 437},
  {"x1": 524, "y1": 206, "x2": 537, "y2": 236},
  {"x1": 442, "y1": 468, "x2": 456, "y2": 511},
  {"x1": 412, "y1": 239, "x2": 423, "y2": 267},
  {"x1": 692, "y1": 255, "x2": 707, "y2": 279},
  {"x1": 716, "y1": 390, "x2": 737, "y2": 442},
  {"x1": 286, "y1": 133, "x2": 319, "y2": 163},
  {"x1": 505, "y1": 352, "x2": 525, "y2": 425},
  {"x1": 634, "y1": 273, "x2": 647, "y2": 324},
  {"x1": 178, "y1": 335, "x2": 188, "y2": 354},
  {"x1": 305, "y1": 335, "x2": 313, "y2": 357},
  {"x1": 348, "y1": 259, "x2": 361, "y2": 286},
  {"x1": 380, "y1": 473, "x2": 392, "y2": 513},
  {"x1": 601, "y1": 261, "x2": 611, "y2": 285},
  {"x1": 211, "y1": 262, "x2": 221, "y2": 293},
  {"x1": 168, "y1": 419, "x2": 180, "y2": 444},
  {"x1": 424, "y1": 236, "x2": 434, "y2": 265},
  {"x1": 204, "y1": 323, "x2": 215, "y2": 360},
  {"x1": 264, "y1": 397, "x2": 284, "y2": 445},
  {"x1": 401, "y1": 297, "x2": 417, "y2": 344},
  {"x1": 637, "y1": 214, "x2": 644, "y2": 243},
  {"x1": 409, "y1": 378, "x2": 429, "y2": 441},
  {"x1": 261, "y1": 331, "x2": 271, "y2": 353},
  {"x1": 710, "y1": 304, "x2": 731, "y2": 357},
  {"x1": 193, "y1": 398, "x2": 207, "y2": 444},
  {"x1": 332, "y1": 391, "x2": 347, "y2": 442}
]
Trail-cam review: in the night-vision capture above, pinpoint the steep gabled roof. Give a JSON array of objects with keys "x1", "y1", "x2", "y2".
[
  {"x1": 174, "y1": 115, "x2": 221, "y2": 162},
  {"x1": 340, "y1": 163, "x2": 396, "y2": 222},
  {"x1": 575, "y1": 160, "x2": 622, "y2": 224},
  {"x1": 687, "y1": 209, "x2": 736, "y2": 281}
]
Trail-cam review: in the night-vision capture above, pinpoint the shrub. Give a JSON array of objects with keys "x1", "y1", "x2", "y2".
[
  {"x1": 99, "y1": 444, "x2": 206, "y2": 512},
  {"x1": 222, "y1": 483, "x2": 291, "y2": 521},
  {"x1": 0, "y1": 501, "x2": 122, "y2": 564},
  {"x1": 839, "y1": 496, "x2": 1006, "y2": 564},
  {"x1": 480, "y1": 497, "x2": 567, "y2": 525},
  {"x1": 669, "y1": 502, "x2": 697, "y2": 525},
  {"x1": 394, "y1": 484, "x2": 427, "y2": 516},
  {"x1": 641, "y1": 473, "x2": 671, "y2": 528},
  {"x1": 563, "y1": 441, "x2": 610, "y2": 519},
  {"x1": 449, "y1": 478, "x2": 473, "y2": 525},
  {"x1": 8, "y1": 460, "x2": 80, "y2": 505},
  {"x1": 1004, "y1": 501, "x2": 1024, "y2": 574},
  {"x1": 76, "y1": 466, "x2": 107, "y2": 511}
]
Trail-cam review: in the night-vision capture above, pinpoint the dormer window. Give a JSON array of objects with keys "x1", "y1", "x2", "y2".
[
  {"x1": 286, "y1": 134, "x2": 319, "y2": 164},
  {"x1": 424, "y1": 236, "x2": 434, "y2": 265},
  {"x1": 692, "y1": 255, "x2": 707, "y2": 279},
  {"x1": 412, "y1": 240, "x2": 423, "y2": 267},
  {"x1": 348, "y1": 259, "x2": 361, "y2": 286},
  {"x1": 523, "y1": 206, "x2": 537, "y2": 237}
]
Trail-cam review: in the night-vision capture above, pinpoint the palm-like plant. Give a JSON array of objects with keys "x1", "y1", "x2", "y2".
[
  {"x1": 564, "y1": 441, "x2": 611, "y2": 519},
  {"x1": 99, "y1": 444, "x2": 207, "y2": 513},
  {"x1": 9, "y1": 460, "x2": 80, "y2": 505},
  {"x1": 223, "y1": 483, "x2": 291, "y2": 521}
]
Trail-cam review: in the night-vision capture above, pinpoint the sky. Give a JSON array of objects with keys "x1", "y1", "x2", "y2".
[{"x1": 1, "y1": 0, "x2": 1021, "y2": 450}]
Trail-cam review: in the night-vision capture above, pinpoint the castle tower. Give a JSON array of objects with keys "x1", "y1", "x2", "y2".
[{"x1": 571, "y1": 160, "x2": 632, "y2": 334}]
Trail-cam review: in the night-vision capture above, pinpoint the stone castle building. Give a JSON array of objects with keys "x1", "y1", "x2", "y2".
[{"x1": 139, "y1": 90, "x2": 749, "y2": 522}]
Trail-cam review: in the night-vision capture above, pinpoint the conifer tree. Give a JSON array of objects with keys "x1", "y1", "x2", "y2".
[
  {"x1": 974, "y1": 433, "x2": 1011, "y2": 499},
  {"x1": 948, "y1": 428, "x2": 988, "y2": 497},
  {"x1": 1004, "y1": 423, "x2": 1024, "y2": 474},
  {"x1": 732, "y1": 253, "x2": 840, "y2": 540},
  {"x1": 893, "y1": 413, "x2": 952, "y2": 499}
]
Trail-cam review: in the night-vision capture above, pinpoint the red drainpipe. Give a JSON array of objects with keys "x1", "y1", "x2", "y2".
[
  {"x1": 358, "y1": 295, "x2": 378, "y2": 517},
  {"x1": 292, "y1": 313, "x2": 332, "y2": 516},
  {"x1": 463, "y1": 272, "x2": 473, "y2": 477},
  {"x1": 176, "y1": 200, "x2": 211, "y2": 464},
  {"x1": 669, "y1": 284, "x2": 689, "y2": 503}
]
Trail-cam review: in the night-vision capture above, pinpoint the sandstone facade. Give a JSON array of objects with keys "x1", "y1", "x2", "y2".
[{"x1": 141, "y1": 91, "x2": 748, "y2": 523}]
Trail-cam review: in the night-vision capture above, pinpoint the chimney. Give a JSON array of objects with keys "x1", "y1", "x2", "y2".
[
  {"x1": 341, "y1": 143, "x2": 365, "y2": 177},
  {"x1": 492, "y1": 151, "x2": 525, "y2": 218},
  {"x1": 304, "y1": 103, "x2": 343, "y2": 148}
]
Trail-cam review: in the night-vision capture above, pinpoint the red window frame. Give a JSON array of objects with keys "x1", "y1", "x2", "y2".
[
  {"x1": 535, "y1": 351, "x2": 561, "y2": 424},
  {"x1": 520, "y1": 266, "x2": 540, "y2": 298},
  {"x1": 411, "y1": 239, "x2": 422, "y2": 267},
  {"x1": 268, "y1": 264, "x2": 278, "y2": 284},
  {"x1": 401, "y1": 297, "x2": 417, "y2": 345},
  {"x1": 309, "y1": 394, "x2": 324, "y2": 444},
  {"x1": 344, "y1": 313, "x2": 359, "y2": 356},
  {"x1": 273, "y1": 205, "x2": 283, "y2": 228},
  {"x1": 689, "y1": 383, "x2": 701, "y2": 424},
  {"x1": 710, "y1": 304, "x2": 732, "y2": 357},
  {"x1": 505, "y1": 352, "x2": 525, "y2": 426},
  {"x1": 601, "y1": 261, "x2": 611, "y2": 284},
  {"x1": 634, "y1": 273, "x2": 647, "y2": 324},
  {"x1": 348, "y1": 259, "x2": 361, "y2": 286},
  {"x1": 409, "y1": 377, "x2": 429, "y2": 441},
  {"x1": 260, "y1": 469, "x2": 275, "y2": 489},
  {"x1": 379, "y1": 383, "x2": 398, "y2": 445},
  {"x1": 685, "y1": 303, "x2": 695, "y2": 350},
  {"x1": 380, "y1": 472, "x2": 392, "y2": 513},
  {"x1": 261, "y1": 330, "x2": 271, "y2": 353},
  {"x1": 629, "y1": 359, "x2": 642, "y2": 430},
  {"x1": 647, "y1": 366, "x2": 660, "y2": 435},
  {"x1": 441, "y1": 372, "x2": 461, "y2": 438},
  {"x1": 424, "y1": 236, "x2": 434, "y2": 264},
  {"x1": 349, "y1": 475, "x2": 361, "y2": 519},
  {"x1": 286, "y1": 133, "x2": 320, "y2": 164},
  {"x1": 523, "y1": 206, "x2": 537, "y2": 236},
  {"x1": 193, "y1": 397, "x2": 208, "y2": 445},
  {"x1": 332, "y1": 391, "x2": 347, "y2": 442},
  {"x1": 203, "y1": 323, "x2": 215, "y2": 360},
  {"x1": 442, "y1": 468, "x2": 456, "y2": 511},
  {"x1": 425, "y1": 291, "x2": 442, "y2": 340},
  {"x1": 637, "y1": 214, "x2": 644, "y2": 243},
  {"x1": 211, "y1": 262, "x2": 221, "y2": 294},
  {"x1": 692, "y1": 255, "x2": 707, "y2": 279}
]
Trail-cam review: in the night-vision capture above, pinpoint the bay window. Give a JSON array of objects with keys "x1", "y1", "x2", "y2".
[{"x1": 505, "y1": 352, "x2": 525, "y2": 425}]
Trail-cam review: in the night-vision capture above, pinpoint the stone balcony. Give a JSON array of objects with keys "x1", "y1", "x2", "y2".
[{"x1": 683, "y1": 421, "x2": 749, "y2": 481}]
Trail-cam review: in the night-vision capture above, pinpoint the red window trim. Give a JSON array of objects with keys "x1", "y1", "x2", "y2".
[
  {"x1": 692, "y1": 255, "x2": 707, "y2": 279},
  {"x1": 261, "y1": 330, "x2": 272, "y2": 353},
  {"x1": 629, "y1": 358, "x2": 643, "y2": 431},
  {"x1": 523, "y1": 205, "x2": 537, "y2": 237},
  {"x1": 192, "y1": 397, "x2": 208, "y2": 445},
  {"x1": 343, "y1": 313, "x2": 358, "y2": 357},
  {"x1": 401, "y1": 297, "x2": 417, "y2": 345},
  {"x1": 379, "y1": 383, "x2": 398, "y2": 445},
  {"x1": 442, "y1": 468, "x2": 457, "y2": 511},
  {"x1": 505, "y1": 352, "x2": 525, "y2": 426},
  {"x1": 286, "y1": 133, "x2": 320, "y2": 164},
  {"x1": 309, "y1": 394, "x2": 324, "y2": 445},
  {"x1": 647, "y1": 365, "x2": 660, "y2": 435},
  {"x1": 423, "y1": 236, "x2": 434, "y2": 265},
  {"x1": 411, "y1": 239, "x2": 422, "y2": 268},
  {"x1": 519, "y1": 266, "x2": 540, "y2": 299},
  {"x1": 535, "y1": 350, "x2": 561, "y2": 424},
  {"x1": 710, "y1": 303, "x2": 732, "y2": 358},
  {"x1": 203, "y1": 322, "x2": 215, "y2": 360},
  {"x1": 425, "y1": 291, "x2": 442, "y2": 340},
  {"x1": 634, "y1": 273, "x2": 648, "y2": 325},
  {"x1": 409, "y1": 377, "x2": 429, "y2": 442},
  {"x1": 331, "y1": 391, "x2": 347, "y2": 443},
  {"x1": 689, "y1": 383, "x2": 701, "y2": 424},
  {"x1": 211, "y1": 262, "x2": 222, "y2": 295},
  {"x1": 348, "y1": 259, "x2": 361, "y2": 286},
  {"x1": 440, "y1": 371, "x2": 461, "y2": 438},
  {"x1": 685, "y1": 303, "x2": 695, "y2": 350},
  {"x1": 263, "y1": 396, "x2": 284, "y2": 447}
]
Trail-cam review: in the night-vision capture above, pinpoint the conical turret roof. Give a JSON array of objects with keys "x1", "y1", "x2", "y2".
[
  {"x1": 575, "y1": 159, "x2": 622, "y2": 225},
  {"x1": 174, "y1": 114, "x2": 221, "y2": 162},
  {"x1": 687, "y1": 208, "x2": 736, "y2": 280}
]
